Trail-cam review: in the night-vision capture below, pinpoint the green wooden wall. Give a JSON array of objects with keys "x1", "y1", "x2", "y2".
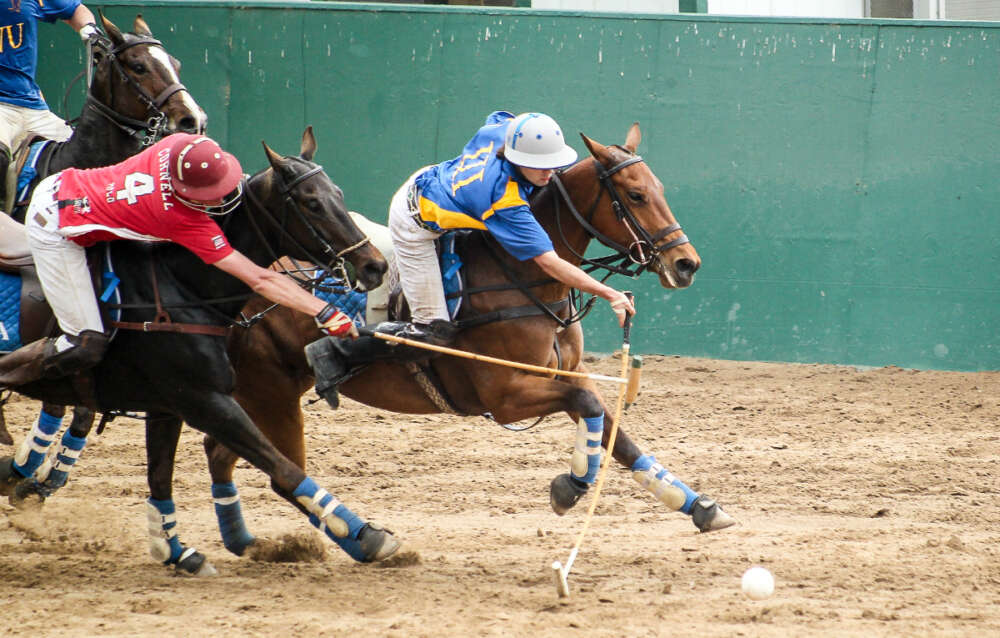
[{"x1": 37, "y1": 2, "x2": 1000, "y2": 371}]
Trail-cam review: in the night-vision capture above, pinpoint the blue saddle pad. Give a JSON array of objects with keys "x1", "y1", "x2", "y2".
[
  {"x1": 0, "y1": 271, "x2": 23, "y2": 352},
  {"x1": 310, "y1": 270, "x2": 368, "y2": 327}
]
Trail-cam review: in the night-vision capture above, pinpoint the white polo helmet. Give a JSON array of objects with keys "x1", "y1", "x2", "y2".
[{"x1": 503, "y1": 112, "x2": 578, "y2": 169}]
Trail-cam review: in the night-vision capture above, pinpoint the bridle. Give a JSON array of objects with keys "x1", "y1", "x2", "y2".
[
  {"x1": 240, "y1": 161, "x2": 371, "y2": 287},
  {"x1": 549, "y1": 150, "x2": 690, "y2": 278},
  {"x1": 85, "y1": 35, "x2": 191, "y2": 146}
]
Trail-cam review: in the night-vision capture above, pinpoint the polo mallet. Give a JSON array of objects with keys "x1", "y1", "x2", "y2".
[
  {"x1": 552, "y1": 292, "x2": 634, "y2": 598},
  {"x1": 371, "y1": 332, "x2": 628, "y2": 386},
  {"x1": 624, "y1": 355, "x2": 643, "y2": 410}
]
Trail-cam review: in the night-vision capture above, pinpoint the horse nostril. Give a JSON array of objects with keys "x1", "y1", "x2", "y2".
[
  {"x1": 676, "y1": 258, "x2": 699, "y2": 277},
  {"x1": 177, "y1": 115, "x2": 199, "y2": 133},
  {"x1": 364, "y1": 262, "x2": 387, "y2": 287}
]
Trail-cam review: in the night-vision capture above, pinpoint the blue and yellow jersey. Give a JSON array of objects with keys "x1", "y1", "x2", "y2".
[
  {"x1": 0, "y1": 0, "x2": 81, "y2": 110},
  {"x1": 413, "y1": 111, "x2": 554, "y2": 261}
]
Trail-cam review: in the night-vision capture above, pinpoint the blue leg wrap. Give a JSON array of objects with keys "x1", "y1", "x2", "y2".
[
  {"x1": 570, "y1": 413, "x2": 604, "y2": 485},
  {"x1": 293, "y1": 477, "x2": 369, "y2": 562},
  {"x1": 147, "y1": 498, "x2": 185, "y2": 564},
  {"x1": 212, "y1": 481, "x2": 255, "y2": 556},
  {"x1": 631, "y1": 454, "x2": 699, "y2": 513},
  {"x1": 12, "y1": 409, "x2": 63, "y2": 478},
  {"x1": 40, "y1": 431, "x2": 86, "y2": 489}
]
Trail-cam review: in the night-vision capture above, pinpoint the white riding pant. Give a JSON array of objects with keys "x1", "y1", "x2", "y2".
[
  {"x1": 388, "y1": 167, "x2": 448, "y2": 324},
  {"x1": 0, "y1": 102, "x2": 72, "y2": 153},
  {"x1": 25, "y1": 174, "x2": 104, "y2": 341}
]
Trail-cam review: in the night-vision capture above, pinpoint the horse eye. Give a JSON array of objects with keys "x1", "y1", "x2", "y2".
[
  {"x1": 628, "y1": 191, "x2": 645, "y2": 203},
  {"x1": 131, "y1": 62, "x2": 148, "y2": 74}
]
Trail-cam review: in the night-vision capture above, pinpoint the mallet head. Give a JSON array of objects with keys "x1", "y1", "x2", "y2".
[{"x1": 552, "y1": 560, "x2": 570, "y2": 598}]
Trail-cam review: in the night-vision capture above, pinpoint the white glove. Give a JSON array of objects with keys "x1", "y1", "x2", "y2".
[{"x1": 79, "y1": 23, "x2": 99, "y2": 42}]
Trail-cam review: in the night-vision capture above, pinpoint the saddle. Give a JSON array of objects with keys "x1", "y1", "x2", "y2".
[{"x1": 0, "y1": 214, "x2": 56, "y2": 350}]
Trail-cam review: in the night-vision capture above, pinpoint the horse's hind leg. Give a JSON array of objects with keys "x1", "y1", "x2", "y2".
[
  {"x1": 181, "y1": 390, "x2": 399, "y2": 563},
  {"x1": 145, "y1": 412, "x2": 217, "y2": 576},
  {"x1": 561, "y1": 371, "x2": 735, "y2": 533}
]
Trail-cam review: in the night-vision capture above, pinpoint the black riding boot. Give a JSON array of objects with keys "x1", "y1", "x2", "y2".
[
  {"x1": 0, "y1": 142, "x2": 11, "y2": 212},
  {"x1": 0, "y1": 338, "x2": 53, "y2": 388},
  {"x1": 0, "y1": 330, "x2": 109, "y2": 390},
  {"x1": 305, "y1": 320, "x2": 457, "y2": 409}
]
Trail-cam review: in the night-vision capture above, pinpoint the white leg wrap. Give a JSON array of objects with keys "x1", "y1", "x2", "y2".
[
  {"x1": 147, "y1": 501, "x2": 178, "y2": 562},
  {"x1": 13, "y1": 424, "x2": 57, "y2": 468},
  {"x1": 570, "y1": 420, "x2": 602, "y2": 479},
  {"x1": 633, "y1": 461, "x2": 687, "y2": 511},
  {"x1": 296, "y1": 487, "x2": 349, "y2": 538}
]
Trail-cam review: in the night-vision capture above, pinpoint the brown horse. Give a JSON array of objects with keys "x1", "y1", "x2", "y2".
[{"x1": 195, "y1": 122, "x2": 734, "y2": 559}]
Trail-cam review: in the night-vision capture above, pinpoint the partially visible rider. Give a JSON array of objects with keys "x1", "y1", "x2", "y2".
[
  {"x1": 0, "y1": 0, "x2": 100, "y2": 208},
  {"x1": 0, "y1": 134, "x2": 357, "y2": 396},
  {"x1": 306, "y1": 110, "x2": 636, "y2": 407}
]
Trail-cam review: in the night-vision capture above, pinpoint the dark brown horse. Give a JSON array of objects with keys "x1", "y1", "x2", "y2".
[
  {"x1": 0, "y1": 14, "x2": 205, "y2": 445},
  {"x1": 195, "y1": 123, "x2": 734, "y2": 560},
  {"x1": 0, "y1": 129, "x2": 394, "y2": 574}
]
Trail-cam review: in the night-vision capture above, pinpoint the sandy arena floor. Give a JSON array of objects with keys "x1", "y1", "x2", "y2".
[{"x1": 1, "y1": 353, "x2": 998, "y2": 637}]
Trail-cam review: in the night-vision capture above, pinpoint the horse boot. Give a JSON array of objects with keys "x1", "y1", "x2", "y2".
[{"x1": 305, "y1": 319, "x2": 458, "y2": 409}]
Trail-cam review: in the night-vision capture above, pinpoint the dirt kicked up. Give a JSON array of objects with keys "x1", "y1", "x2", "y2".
[{"x1": 1, "y1": 353, "x2": 998, "y2": 637}]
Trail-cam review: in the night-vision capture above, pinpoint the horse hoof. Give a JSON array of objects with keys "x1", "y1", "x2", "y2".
[
  {"x1": 176, "y1": 548, "x2": 218, "y2": 577},
  {"x1": 690, "y1": 495, "x2": 736, "y2": 532},
  {"x1": 9, "y1": 478, "x2": 49, "y2": 509},
  {"x1": 0, "y1": 456, "x2": 23, "y2": 497},
  {"x1": 358, "y1": 523, "x2": 400, "y2": 562},
  {"x1": 549, "y1": 473, "x2": 589, "y2": 516}
]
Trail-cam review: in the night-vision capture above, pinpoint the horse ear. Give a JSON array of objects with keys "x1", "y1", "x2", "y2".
[
  {"x1": 579, "y1": 132, "x2": 612, "y2": 165},
  {"x1": 262, "y1": 141, "x2": 286, "y2": 172},
  {"x1": 133, "y1": 14, "x2": 153, "y2": 38},
  {"x1": 300, "y1": 126, "x2": 317, "y2": 162},
  {"x1": 624, "y1": 122, "x2": 641, "y2": 153},
  {"x1": 100, "y1": 13, "x2": 124, "y2": 47}
]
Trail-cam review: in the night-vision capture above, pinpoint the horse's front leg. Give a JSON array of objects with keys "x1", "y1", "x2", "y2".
[
  {"x1": 179, "y1": 390, "x2": 399, "y2": 563},
  {"x1": 3, "y1": 404, "x2": 95, "y2": 506},
  {"x1": 145, "y1": 412, "x2": 217, "y2": 576},
  {"x1": 201, "y1": 348, "x2": 310, "y2": 557},
  {"x1": 560, "y1": 369, "x2": 735, "y2": 533}
]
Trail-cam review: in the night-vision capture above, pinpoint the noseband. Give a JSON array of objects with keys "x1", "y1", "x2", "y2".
[
  {"x1": 241, "y1": 163, "x2": 370, "y2": 285},
  {"x1": 550, "y1": 153, "x2": 690, "y2": 277},
  {"x1": 86, "y1": 36, "x2": 191, "y2": 146}
]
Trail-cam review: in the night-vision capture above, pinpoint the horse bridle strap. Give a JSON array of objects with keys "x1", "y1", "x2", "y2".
[
  {"x1": 94, "y1": 36, "x2": 188, "y2": 145},
  {"x1": 549, "y1": 155, "x2": 690, "y2": 276}
]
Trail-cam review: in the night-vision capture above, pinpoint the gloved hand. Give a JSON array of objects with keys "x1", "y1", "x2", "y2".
[
  {"x1": 79, "y1": 23, "x2": 101, "y2": 43},
  {"x1": 315, "y1": 303, "x2": 358, "y2": 338}
]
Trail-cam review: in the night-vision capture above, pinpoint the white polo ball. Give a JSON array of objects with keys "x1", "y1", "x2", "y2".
[{"x1": 741, "y1": 566, "x2": 774, "y2": 600}]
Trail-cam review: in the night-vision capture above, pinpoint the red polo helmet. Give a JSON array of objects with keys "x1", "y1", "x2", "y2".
[{"x1": 168, "y1": 134, "x2": 243, "y2": 203}]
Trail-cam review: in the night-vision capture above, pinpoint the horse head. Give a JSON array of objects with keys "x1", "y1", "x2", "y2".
[
  {"x1": 255, "y1": 127, "x2": 387, "y2": 291},
  {"x1": 90, "y1": 15, "x2": 206, "y2": 138},
  {"x1": 571, "y1": 124, "x2": 701, "y2": 289}
]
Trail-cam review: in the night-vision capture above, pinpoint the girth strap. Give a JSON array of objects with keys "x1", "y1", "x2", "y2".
[{"x1": 109, "y1": 260, "x2": 230, "y2": 337}]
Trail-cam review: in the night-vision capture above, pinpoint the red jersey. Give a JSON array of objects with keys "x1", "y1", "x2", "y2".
[{"x1": 53, "y1": 137, "x2": 235, "y2": 264}]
